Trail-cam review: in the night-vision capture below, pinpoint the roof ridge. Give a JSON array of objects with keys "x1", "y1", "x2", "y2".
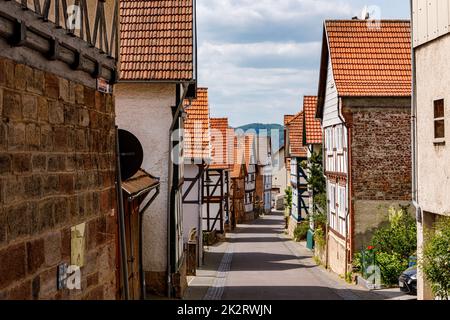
[
  {"x1": 325, "y1": 19, "x2": 410, "y2": 22},
  {"x1": 286, "y1": 111, "x2": 303, "y2": 125}
]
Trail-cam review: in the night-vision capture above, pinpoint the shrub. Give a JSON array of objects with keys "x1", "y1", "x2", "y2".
[
  {"x1": 376, "y1": 252, "x2": 409, "y2": 286},
  {"x1": 353, "y1": 252, "x2": 362, "y2": 272},
  {"x1": 284, "y1": 187, "x2": 292, "y2": 212},
  {"x1": 357, "y1": 205, "x2": 417, "y2": 286},
  {"x1": 370, "y1": 206, "x2": 416, "y2": 261},
  {"x1": 314, "y1": 227, "x2": 326, "y2": 248},
  {"x1": 294, "y1": 222, "x2": 309, "y2": 242},
  {"x1": 312, "y1": 210, "x2": 327, "y2": 230},
  {"x1": 421, "y1": 218, "x2": 450, "y2": 300}
]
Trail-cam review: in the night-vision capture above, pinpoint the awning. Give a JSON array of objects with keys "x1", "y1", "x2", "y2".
[{"x1": 122, "y1": 169, "x2": 160, "y2": 201}]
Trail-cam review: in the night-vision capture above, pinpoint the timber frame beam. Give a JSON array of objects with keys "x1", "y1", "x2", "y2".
[{"x1": 0, "y1": 0, "x2": 117, "y2": 83}]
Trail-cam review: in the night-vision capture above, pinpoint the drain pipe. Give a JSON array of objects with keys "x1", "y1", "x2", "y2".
[
  {"x1": 166, "y1": 82, "x2": 190, "y2": 298},
  {"x1": 337, "y1": 98, "x2": 351, "y2": 276},
  {"x1": 115, "y1": 126, "x2": 130, "y2": 300},
  {"x1": 409, "y1": 0, "x2": 420, "y2": 219}
]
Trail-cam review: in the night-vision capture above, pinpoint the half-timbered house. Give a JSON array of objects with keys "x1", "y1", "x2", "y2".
[
  {"x1": 254, "y1": 135, "x2": 272, "y2": 215},
  {"x1": 230, "y1": 136, "x2": 246, "y2": 227},
  {"x1": 207, "y1": 118, "x2": 232, "y2": 232},
  {"x1": 182, "y1": 88, "x2": 211, "y2": 271},
  {"x1": 302, "y1": 96, "x2": 323, "y2": 249},
  {"x1": 243, "y1": 135, "x2": 257, "y2": 221},
  {"x1": 316, "y1": 19, "x2": 411, "y2": 277},
  {"x1": 285, "y1": 112, "x2": 309, "y2": 237}
]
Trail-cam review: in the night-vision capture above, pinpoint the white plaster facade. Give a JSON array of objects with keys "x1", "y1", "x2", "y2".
[
  {"x1": 263, "y1": 166, "x2": 273, "y2": 213},
  {"x1": 412, "y1": 1, "x2": 450, "y2": 299},
  {"x1": 115, "y1": 83, "x2": 175, "y2": 274},
  {"x1": 414, "y1": 21, "x2": 450, "y2": 301},
  {"x1": 271, "y1": 147, "x2": 287, "y2": 196}
]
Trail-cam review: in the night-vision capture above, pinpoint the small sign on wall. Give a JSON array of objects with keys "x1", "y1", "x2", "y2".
[
  {"x1": 71, "y1": 223, "x2": 86, "y2": 267},
  {"x1": 97, "y1": 78, "x2": 112, "y2": 94}
]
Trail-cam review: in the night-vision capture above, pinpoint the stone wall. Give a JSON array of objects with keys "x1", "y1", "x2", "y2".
[
  {"x1": 343, "y1": 103, "x2": 412, "y2": 251},
  {"x1": 0, "y1": 56, "x2": 118, "y2": 300},
  {"x1": 346, "y1": 105, "x2": 411, "y2": 202}
]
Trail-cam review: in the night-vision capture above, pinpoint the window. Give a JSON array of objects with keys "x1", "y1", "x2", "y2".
[
  {"x1": 329, "y1": 184, "x2": 336, "y2": 213},
  {"x1": 338, "y1": 186, "x2": 346, "y2": 218},
  {"x1": 326, "y1": 128, "x2": 333, "y2": 154},
  {"x1": 434, "y1": 99, "x2": 445, "y2": 139},
  {"x1": 336, "y1": 126, "x2": 343, "y2": 152}
]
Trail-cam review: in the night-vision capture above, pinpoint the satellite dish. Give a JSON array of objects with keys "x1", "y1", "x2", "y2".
[{"x1": 118, "y1": 129, "x2": 143, "y2": 181}]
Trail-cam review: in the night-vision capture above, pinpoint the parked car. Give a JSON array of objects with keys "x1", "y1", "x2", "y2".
[{"x1": 398, "y1": 266, "x2": 417, "y2": 295}]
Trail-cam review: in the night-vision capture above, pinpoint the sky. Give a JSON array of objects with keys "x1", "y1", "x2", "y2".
[{"x1": 196, "y1": 0, "x2": 410, "y2": 127}]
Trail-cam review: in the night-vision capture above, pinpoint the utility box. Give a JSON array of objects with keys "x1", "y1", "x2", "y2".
[{"x1": 306, "y1": 229, "x2": 315, "y2": 250}]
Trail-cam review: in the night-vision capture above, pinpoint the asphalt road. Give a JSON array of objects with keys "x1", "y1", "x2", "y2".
[{"x1": 186, "y1": 211, "x2": 411, "y2": 300}]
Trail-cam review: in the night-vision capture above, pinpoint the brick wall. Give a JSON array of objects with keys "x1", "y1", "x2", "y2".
[
  {"x1": 0, "y1": 56, "x2": 118, "y2": 300},
  {"x1": 346, "y1": 106, "x2": 412, "y2": 201}
]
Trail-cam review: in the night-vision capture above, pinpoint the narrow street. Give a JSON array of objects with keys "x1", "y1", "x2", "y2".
[{"x1": 185, "y1": 212, "x2": 411, "y2": 300}]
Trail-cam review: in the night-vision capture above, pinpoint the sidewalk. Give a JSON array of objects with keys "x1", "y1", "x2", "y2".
[{"x1": 184, "y1": 240, "x2": 230, "y2": 300}]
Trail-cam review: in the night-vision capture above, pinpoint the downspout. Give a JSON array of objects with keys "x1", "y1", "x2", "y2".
[
  {"x1": 410, "y1": 0, "x2": 420, "y2": 218},
  {"x1": 337, "y1": 98, "x2": 351, "y2": 275},
  {"x1": 197, "y1": 163, "x2": 206, "y2": 267},
  {"x1": 321, "y1": 125, "x2": 329, "y2": 269},
  {"x1": 115, "y1": 126, "x2": 130, "y2": 300},
  {"x1": 166, "y1": 82, "x2": 189, "y2": 298},
  {"x1": 345, "y1": 124, "x2": 352, "y2": 276}
]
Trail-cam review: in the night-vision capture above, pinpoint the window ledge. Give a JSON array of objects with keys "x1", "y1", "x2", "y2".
[{"x1": 433, "y1": 139, "x2": 446, "y2": 146}]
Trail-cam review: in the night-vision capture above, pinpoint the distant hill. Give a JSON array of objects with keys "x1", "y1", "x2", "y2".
[{"x1": 234, "y1": 123, "x2": 284, "y2": 151}]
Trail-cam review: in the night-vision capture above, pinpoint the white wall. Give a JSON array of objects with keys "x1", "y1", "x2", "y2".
[
  {"x1": 413, "y1": 0, "x2": 450, "y2": 48},
  {"x1": 182, "y1": 165, "x2": 201, "y2": 242},
  {"x1": 416, "y1": 35, "x2": 450, "y2": 215},
  {"x1": 271, "y1": 148, "x2": 287, "y2": 194},
  {"x1": 322, "y1": 56, "x2": 340, "y2": 128},
  {"x1": 115, "y1": 82, "x2": 175, "y2": 273}
]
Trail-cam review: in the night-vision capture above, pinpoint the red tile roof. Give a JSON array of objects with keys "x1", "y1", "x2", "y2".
[
  {"x1": 210, "y1": 118, "x2": 230, "y2": 169},
  {"x1": 284, "y1": 115, "x2": 295, "y2": 125},
  {"x1": 303, "y1": 96, "x2": 322, "y2": 145},
  {"x1": 184, "y1": 88, "x2": 210, "y2": 161},
  {"x1": 325, "y1": 20, "x2": 411, "y2": 97},
  {"x1": 286, "y1": 112, "x2": 307, "y2": 157},
  {"x1": 119, "y1": 0, "x2": 194, "y2": 81}
]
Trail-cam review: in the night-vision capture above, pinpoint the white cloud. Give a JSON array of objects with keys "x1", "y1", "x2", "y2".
[
  {"x1": 195, "y1": 0, "x2": 409, "y2": 127},
  {"x1": 198, "y1": 0, "x2": 354, "y2": 30}
]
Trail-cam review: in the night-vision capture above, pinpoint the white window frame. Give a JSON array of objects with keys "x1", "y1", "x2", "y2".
[
  {"x1": 328, "y1": 183, "x2": 336, "y2": 230},
  {"x1": 336, "y1": 126, "x2": 343, "y2": 153},
  {"x1": 326, "y1": 128, "x2": 333, "y2": 155},
  {"x1": 338, "y1": 185, "x2": 346, "y2": 218}
]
